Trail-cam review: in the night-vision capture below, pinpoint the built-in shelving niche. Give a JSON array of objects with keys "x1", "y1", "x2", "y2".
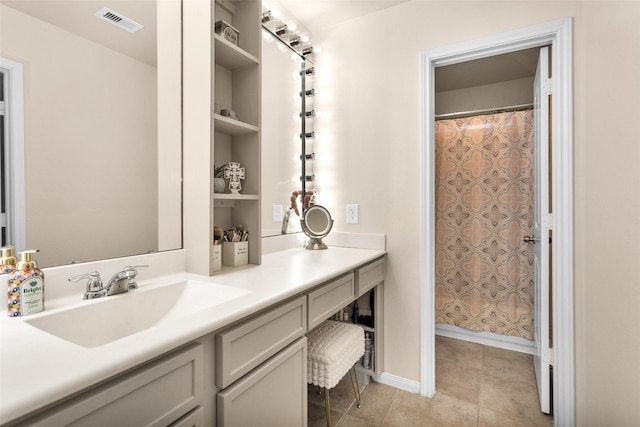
[{"x1": 212, "y1": 0, "x2": 262, "y2": 270}]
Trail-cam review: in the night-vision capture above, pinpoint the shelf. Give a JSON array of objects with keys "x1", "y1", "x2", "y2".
[
  {"x1": 214, "y1": 193, "x2": 259, "y2": 200},
  {"x1": 214, "y1": 34, "x2": 259, "y2": 70},
  {"x1": 209, "y1": 0, "x2": 261, "y2": 272},
  {"x1": 214, "y1": 114, "x2": 259, "y2": 135}
]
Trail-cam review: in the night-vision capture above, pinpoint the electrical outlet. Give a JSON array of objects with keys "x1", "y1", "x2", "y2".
[
  {"x1": 346, "y1": 204, "x2": 359, "y2": 224},
  {"x1": 273, "y1": 204, "x2": 283, "y2": 222}
]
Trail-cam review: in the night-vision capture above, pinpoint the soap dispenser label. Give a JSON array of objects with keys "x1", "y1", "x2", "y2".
[
  {"x1": 7, "y1": 276, "x2": 44, "y2": 316},
  {"x1": 21, "y1": 277, "x2": 44, "y2": 315}
]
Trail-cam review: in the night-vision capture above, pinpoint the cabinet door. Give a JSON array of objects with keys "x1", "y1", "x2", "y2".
[
  {"x1": 217, "y1": 338, "x2": 307, "y2": 427},
  {"x1": 216, "y1": 295, "x2": 307, "y2": 388},
  {"x1": 23, "y1": 344, "x2": 203, "y2": 427}
]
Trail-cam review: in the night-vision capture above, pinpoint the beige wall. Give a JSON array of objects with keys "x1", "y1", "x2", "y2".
[
  {"x1": 313, "y1": 1, "x2": 640, "y2": 424},
  {"x1": 261, "y1": 36, "x2": 305, "y2": 235},
  {"x1": 0, "y1": 5, "x2": 158, "y2": 267},
  {"x1": 436, "y1": 77, "x2": 534, "y2": 115}
]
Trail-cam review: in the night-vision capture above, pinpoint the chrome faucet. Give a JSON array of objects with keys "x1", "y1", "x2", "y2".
[
  {"x1": 105, "y1": 270, "x2": 131, "y2": 296},
  {"x1": 68, "y1": 271, "x2": 108, "y2": 299},
  {"x1": 122, "y1": 265, "x2": 148, "y2": 290},
  {"x1": 69, "y1": 265, "x2": 148, "y2": 299}
]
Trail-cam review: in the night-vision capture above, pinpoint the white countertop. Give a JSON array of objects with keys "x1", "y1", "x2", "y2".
[{"x1": 0, "y1": 247, "x2": 385, "y2": 424}]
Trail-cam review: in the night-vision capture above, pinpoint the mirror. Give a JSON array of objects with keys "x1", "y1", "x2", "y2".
[
  {"x1": 260, "y1": 2, "x2": 316, "y2": 238},
  {"x1": 0, "y1": 1, "x2": 182, "y2": 267},
  {"x1": 301, "y1": 205, "x2": 333, "y2": 250},
  {"x1": 260, "y1": 28, "x2": 305, "y2": 236}
]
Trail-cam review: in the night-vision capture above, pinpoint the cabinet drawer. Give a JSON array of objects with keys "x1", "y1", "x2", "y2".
[
  {"x1": 217, "y1": 337, "x2": 307, "y2": 426},
  {"x1": 216, "y1": 295, "x2": 307, "y2": 389},
  {"x1": 169, "y1": 406, "x2": 203, "y2": 427},
  {"x1": 24, "y1": 343, "x2": 203, "y2": 427},
  {"x1": 356, "y1": 257, "x2": 385, "y2": 297},
  {"x1": 307, "y1": 273, "x2": 355, "y2": 330}
]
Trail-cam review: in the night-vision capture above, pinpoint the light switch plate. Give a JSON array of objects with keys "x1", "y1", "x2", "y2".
[{"x1": 273, "y1": 204, "x2": 283, "y2": 222}]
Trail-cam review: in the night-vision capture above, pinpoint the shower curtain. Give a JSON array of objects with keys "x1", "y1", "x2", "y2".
[{"x1": 434, "y1": 110, "x2": 534, "y2": 340}]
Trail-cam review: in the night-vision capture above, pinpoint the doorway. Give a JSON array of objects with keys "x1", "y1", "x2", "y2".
[
  {"x1": 0, "y1": 57, "x2": 26, "y2": 251},
  {"x1": 420, "y1": 18, "x2": 574, "y2": 427},
  {"x1": 433, "y1": 47, "x2": 539, "y2": 351}
]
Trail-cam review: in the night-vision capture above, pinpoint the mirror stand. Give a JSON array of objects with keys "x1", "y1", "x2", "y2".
[{"x1": 300, "y1": 205, "x2": 333, "y2": 250}]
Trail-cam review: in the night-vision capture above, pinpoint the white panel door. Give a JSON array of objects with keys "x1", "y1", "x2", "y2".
[{"x1": 533, "y1": 46, "x2": 551, "y2": 414}]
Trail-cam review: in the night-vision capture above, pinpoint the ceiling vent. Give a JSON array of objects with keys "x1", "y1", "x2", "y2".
[{"x1": 94, "y1": 7, "x2": 144, "y2": 33}]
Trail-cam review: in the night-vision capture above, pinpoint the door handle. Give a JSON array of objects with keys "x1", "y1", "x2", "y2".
[{"x1": 524, "y1": 235, "x2": 553, "y2": 244}]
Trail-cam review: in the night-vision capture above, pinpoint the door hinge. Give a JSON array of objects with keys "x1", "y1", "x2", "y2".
[
  {"x1": 542, "y1": 212, "x2": 553, "y2": 230},
  {"x1": 544, "y1": 77, "x2": 552, "y2": 96},
  {"x1": 549, "y1": 347, "x2": 554, "y2": 366}
]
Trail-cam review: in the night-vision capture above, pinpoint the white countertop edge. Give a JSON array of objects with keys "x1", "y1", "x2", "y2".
[{"x1": 0, "y1": 246, "x2": 385, "y2": 424}]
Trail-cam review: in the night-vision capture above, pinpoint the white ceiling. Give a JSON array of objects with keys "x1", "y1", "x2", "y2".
[
  {"x1": 277, "y1": 1, "x2": 539, "y2": 91},
  {"x1": 278, "y1": 0, "x2": 410, "y2": 33},
  {"x1": 3, "y1": 0, "x2": 540, "y2": 90},
  {"x1": 435, "y1": 48, "x2": 540, "y2": 92},
  {"x1": 1, "y1": 0, "x2": 156, "y2": 66}
]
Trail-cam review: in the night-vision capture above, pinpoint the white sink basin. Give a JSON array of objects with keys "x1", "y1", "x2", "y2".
[{"x1": 25, "y1": 280, "x2": 250, "y2": 348}]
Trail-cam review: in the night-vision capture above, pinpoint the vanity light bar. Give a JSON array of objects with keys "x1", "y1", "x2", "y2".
[{"x1": 262, "y1": 11, "x2": 273, "y2": 23}]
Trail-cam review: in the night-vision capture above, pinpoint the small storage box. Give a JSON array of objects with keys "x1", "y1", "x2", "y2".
[
  {"x1": 222, "y1": 241, "x2": 248, "y2": 267},
  {"x1": 215, "y1": 20, "x2": 239, "y2": 45}
]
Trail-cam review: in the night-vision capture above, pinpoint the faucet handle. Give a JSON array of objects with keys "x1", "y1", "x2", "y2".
[
  {"x1": 123, "y1": 265, "x2": 148, "y2": 289},
  {"x1": 68, "y1": 271, "x2": 107, "y2": 300},
  {"x1": 124, "y1": 265, "x2": 148, "y2": 272}
]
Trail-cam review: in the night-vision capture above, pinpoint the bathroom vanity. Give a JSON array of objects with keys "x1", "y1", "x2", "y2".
[{"x1": 0, "y1": 247, "x2": 385, "y2": 426}]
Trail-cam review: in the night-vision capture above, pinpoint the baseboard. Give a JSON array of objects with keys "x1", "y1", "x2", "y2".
[
  {"x1": 435, "y1": 323, "x2": 535, "y2": 355},
  {"x1": 373, "y1": 372, "x2": 421, "y2": 394}
]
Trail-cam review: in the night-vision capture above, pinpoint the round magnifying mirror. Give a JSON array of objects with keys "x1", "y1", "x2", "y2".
[{"x1": 301, "y1": 205, "x2": 334, "y2": 250}]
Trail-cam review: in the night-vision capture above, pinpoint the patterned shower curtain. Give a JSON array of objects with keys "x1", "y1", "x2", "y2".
[{"x1": 434, "y1": 110, "x2": 534, "y2": 340}]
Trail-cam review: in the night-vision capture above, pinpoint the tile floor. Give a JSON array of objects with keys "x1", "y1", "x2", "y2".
[{"x1": 308, "y1": 335, "x2": 553, "y2": 426}]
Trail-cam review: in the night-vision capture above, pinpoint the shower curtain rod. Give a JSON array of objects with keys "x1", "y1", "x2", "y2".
[{"x1": 434, "y1": 103, "x2": 534, "y2": 121}]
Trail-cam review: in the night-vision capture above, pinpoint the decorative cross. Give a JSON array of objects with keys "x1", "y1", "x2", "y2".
[{"x1": 224, "y1": 162, "x2": 245, "y2": 194}]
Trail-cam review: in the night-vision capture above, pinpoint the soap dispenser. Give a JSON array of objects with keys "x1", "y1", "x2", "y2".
[
  {"x1": 7, "y1": 250, "x2": 45, "y2": 317},
  {"x1": 0, "y1": 245, "x2": 18, "y2": 274}
]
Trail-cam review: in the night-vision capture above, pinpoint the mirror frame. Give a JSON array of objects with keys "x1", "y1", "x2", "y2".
[{"x1": 300, "y1": 205, "x2": 333, "y2": 250}]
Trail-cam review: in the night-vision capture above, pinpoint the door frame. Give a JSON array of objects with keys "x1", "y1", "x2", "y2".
[
  {"x1": 0, "y1": 57, "x2": 26, "y2": 251},
  {"x1": 419, "y1": 18, "x2": 574, "y2": 426}
]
